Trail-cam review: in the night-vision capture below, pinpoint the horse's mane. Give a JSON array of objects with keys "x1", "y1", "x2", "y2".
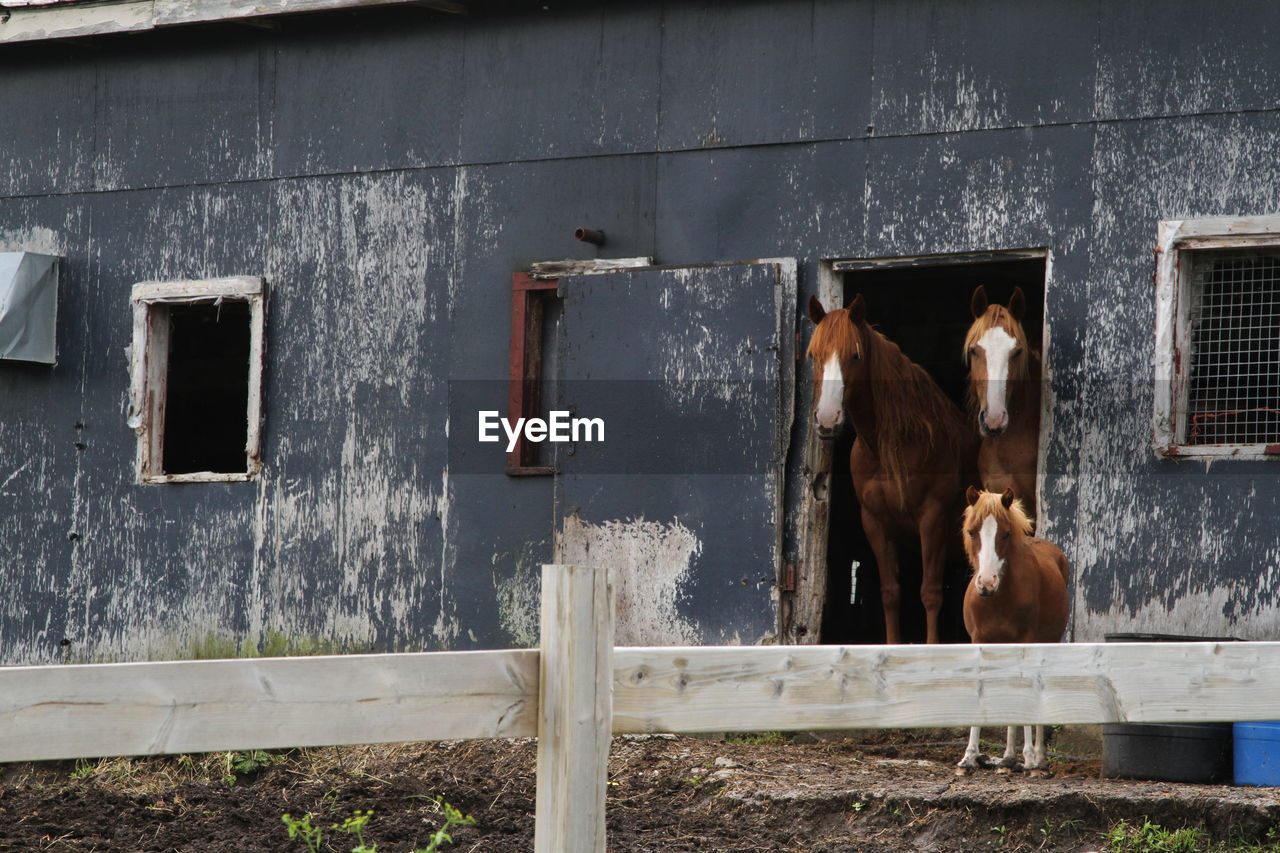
[
  {"x1": 806, "y1": 306, "x2": 862, "y2": 363},
  {"x1": 963, "y1": 305, "x2": 1037, "y2": 413},
  {"x1": 862, "y1": 326, "x2": 968, "y2": 489},
  {"x1": 962, "y1": 491, "x2": 1035, "y2": 552}
]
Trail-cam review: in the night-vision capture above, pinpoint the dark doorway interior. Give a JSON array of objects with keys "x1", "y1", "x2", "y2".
[
  {"x1": 821, "y1": 257, "x2": 1046, "y2": 645},
  {"x1": 163, "y1": 300, "x2": 252, "y2": 476}
]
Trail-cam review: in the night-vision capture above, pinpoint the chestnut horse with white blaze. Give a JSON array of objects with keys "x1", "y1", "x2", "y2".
[
  {"x1": 964, "y1": 286, "x2": 1041, "y2": 521},
  {"x1": 956, "y1": 487, "x2": 1069, "y2": 777},
  {"x1": 807, "y1": 293, "x2": 976, "y2": 644}
]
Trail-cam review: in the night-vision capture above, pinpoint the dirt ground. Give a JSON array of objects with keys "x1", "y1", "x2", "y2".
[{"x1": 1, "y1": 729, "x2": 1278, "y2": 853}]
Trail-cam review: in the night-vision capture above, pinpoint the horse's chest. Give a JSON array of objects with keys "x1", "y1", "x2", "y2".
[{"x1": 850, "y1": 472, "x2": 914, "y2": 527}]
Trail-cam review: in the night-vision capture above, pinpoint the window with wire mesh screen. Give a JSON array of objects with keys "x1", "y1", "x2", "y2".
[{"x1": 1183, "y1": 249, "x2": 1280, "y2": 446}]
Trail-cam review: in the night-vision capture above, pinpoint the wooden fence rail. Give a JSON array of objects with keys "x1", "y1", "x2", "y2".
[{"x1": 3, "y1": 563, "x2": 1280, "y2": 852}]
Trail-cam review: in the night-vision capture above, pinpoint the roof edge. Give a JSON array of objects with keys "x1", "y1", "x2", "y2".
[{"x1": 0, "y1": 0, "x2": 465, "y2": 44}]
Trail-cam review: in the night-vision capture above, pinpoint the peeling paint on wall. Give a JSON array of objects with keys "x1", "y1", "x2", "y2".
[
  {"x1": 555, "y1": 513, "x2": 701, "y2": 646},
  {"x1": 491, "y1": 541, "x2": 544, "y2": 649},
  {"x1": 8, "y1": 3, "x2": 1280, "y2": 661},
  {"x1": 0, "y1": 226, "x2": 64, "y2": 255}
]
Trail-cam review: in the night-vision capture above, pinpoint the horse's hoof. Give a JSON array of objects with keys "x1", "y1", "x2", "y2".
[
  {"x1": 994, "y1": 765, "x2": 1014, "y2": 775},
  {"x1": 1028, "y1": 768, "x2": 1053, "y2": 779},
  {"x1": 955, "y1": 765, "x2": 975, "y2": 777}
]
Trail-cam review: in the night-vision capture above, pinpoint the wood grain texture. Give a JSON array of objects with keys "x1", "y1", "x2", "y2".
[
  {"x1": 535, "y1": 565, "x2": 612, "y2": 853},
  {"x1": 0, "y1": 0, "x2": 153, "y2": 43},
  {"x1": 612, "y1": 642, "x2": 1280, "y2": 733},
  {"x1": 0, "y1": 650, "x2": 538, "y2": 762}
]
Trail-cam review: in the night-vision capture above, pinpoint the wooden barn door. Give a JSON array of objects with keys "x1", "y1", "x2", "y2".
[{"x1": 551, "y1": 261, "x2": 795, "y2": 646}]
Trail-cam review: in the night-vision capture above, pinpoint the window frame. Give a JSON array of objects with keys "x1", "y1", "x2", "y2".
[
  {"x1": 1153, "y1": 215, "x2": 1280, "y2": 459},
  {"x1": 128, "y1": 276, "x2": 266, "y2": 484},
  {"x1": 506, "y1": 272, "x2": 559, "y2": 475}
]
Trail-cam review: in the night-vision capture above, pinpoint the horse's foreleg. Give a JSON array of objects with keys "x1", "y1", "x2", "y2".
[
  {"x1": 862, "y1": 511, "x2": 901, "y2": 645},
  {"x1": 956, "y1": 726, "x2": 983, "y2": 776},
  {"x1": 1026, "y1": 725, "x2": 1051, "y2": 777},
  {"x1": 995, "y1": 726, "x2": 1019, "y2": 774},
  {"x1": 917, "y1": 511, "x2": 948, "y2": 644}
]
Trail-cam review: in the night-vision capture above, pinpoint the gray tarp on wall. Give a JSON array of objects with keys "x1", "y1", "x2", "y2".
[{"x1": 0, "y1": 252, "x2": 58, "y2": 364}]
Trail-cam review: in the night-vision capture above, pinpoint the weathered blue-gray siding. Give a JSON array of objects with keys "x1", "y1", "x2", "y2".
[{"x1": 2, "y1": 1, "x2": 1279, "y2": 663}]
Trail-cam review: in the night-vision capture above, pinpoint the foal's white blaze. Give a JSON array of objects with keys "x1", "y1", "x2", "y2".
[
  {"x1": 815, "y1": 353, "x2": 844, "y2": 430},
  {"x1": 977, "y1": 326, "x2": 1017, "y2": 432},
  {"x1": 974, "y1": 515, "x2": 1005, "y2": 594}
]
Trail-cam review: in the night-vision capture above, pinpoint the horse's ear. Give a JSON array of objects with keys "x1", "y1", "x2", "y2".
[
  {"x1": 807, "y1": 294, "x2": 827, "y2": 325},
  {"x1": 965, "y1": 485, "x2": 980, "y2": 506},
  {"x1": 1008, "y1": 287, "x2": 1026, "y2": 320},
  {"x1": 970, "y1": 285, "x2": 989, "y2": 319},
  {"x1": 1000, "y1": 488, "x2": 1016, "y2": 509},
  {"x1": 846, "y1": 293, "x2": 866, "y2": 325}
]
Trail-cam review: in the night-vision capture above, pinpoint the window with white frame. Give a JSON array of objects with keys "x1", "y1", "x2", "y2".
[
  {"x1": 128, "y1": 277, "x2": 265, "y2": 483},
  {"x1": 1154, "y1": 216, "x2": 1280, "y2": 457}
]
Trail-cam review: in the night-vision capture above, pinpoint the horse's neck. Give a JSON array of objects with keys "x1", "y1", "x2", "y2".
[
  {"x1": 1009, "y1": 351, "x2": 1042, "y2": 425},
  {"x1": 998, "y1": 537, "x2": 1035, "y2": 593},
  {"x1": 846, "y1": 373, "x2": 881, "y2": 445},
  {"x1": 845, "y1": 334, "x2": 895, "y2": 444}
]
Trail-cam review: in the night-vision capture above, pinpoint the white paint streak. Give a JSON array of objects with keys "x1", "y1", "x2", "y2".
[
  {"x1": 977, "y1": 325, "x2": 1016, "y2": 431},
  {"x1": 814, "y1": 353, "x2": 843, "y2": 430},
  {"x1": 975, "y1": 516, "x2": 1004, "y2": 594},
  {"x1": 0, "y1": 226, "x2": 63, "y2": 255},
  {"x1": 555, "y1": 515, "x2": 702, "y2": 646},
  {"x1": 492, "y1": 549, "x2": 541, "y2": 649}
]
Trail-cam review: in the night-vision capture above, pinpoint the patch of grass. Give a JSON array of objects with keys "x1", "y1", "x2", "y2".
[
  {"x1": 1205, "y1": 827, "x2": 1280, "y2": 853},
  {"x1": 1037, "y1": 816, "x2": 1084, "y2": 850},
  {"x1": 1105, "y1": 819, "x2": 1205, "y2": 852},
  {"x1": 1105, "y1": 820, "x2": 1280, "y2": 853},
  {"x1": 724, "y1": 731, "x2": 789, "y2": 746}
]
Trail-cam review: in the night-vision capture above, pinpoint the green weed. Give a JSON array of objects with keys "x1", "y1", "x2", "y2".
[
  {"x1": 223, "y1": 749, "x2": 284, "y2": 786},
  {"x1": 281, "y1": 813, "x2": 324, "y2": 853},
  {"x1": 282, "y1": 801, "x2": 475, "y2": 853},
  {"x1": 1106, "y1": 819, "x2": 1205, "y2": 852},
  {"x1": 417, "y1": 799, "x2": 478, "y2": 853}
]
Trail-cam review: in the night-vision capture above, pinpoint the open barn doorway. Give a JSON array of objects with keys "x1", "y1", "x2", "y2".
[{"x1": 819, "y1": 253, "x2": 1047, "y2": 645}]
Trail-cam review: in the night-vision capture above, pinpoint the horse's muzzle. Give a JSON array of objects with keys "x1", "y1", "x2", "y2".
[
  {"x1": 978, "y1": 409, "x2": 1008, "y2": 438},
  {"x1": 814, "y1": 423, "x2": 843, "y2": 440}
]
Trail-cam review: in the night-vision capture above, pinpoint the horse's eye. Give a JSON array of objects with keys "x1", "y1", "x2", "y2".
[
  {"x1": 1011, "y1": 347, "x2": 1023, "y2": 357},
  {"x1": 966, "y1": 347, "x2": 977, "y2": 360}
]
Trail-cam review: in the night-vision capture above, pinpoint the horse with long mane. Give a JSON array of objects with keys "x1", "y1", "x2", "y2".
[
  {"x1": 955, "y1": 487, "x2": 1069, "y2": 777},
  {"x1": 807, "y1": 293, "x2": 976, "y2": 644},
  {"x1": 964, "y1": 286, "x2": 1042, "y2": 521}
]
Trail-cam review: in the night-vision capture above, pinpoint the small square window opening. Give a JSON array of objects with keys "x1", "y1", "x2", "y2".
[
  {"x1": 129, "y1": 277, "x2": 265, "y2": 483},
  {"x1": 1154, "y1": 216, "x2": 1280, "y2": 458},
  {"x1": 1184, "y1": 250, "x2": 1280, "y2": 446}
]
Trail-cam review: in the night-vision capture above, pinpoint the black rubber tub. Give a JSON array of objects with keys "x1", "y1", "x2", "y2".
[{"x1": 1101, "y1": 633, "x2": 1238, "y2": 784}]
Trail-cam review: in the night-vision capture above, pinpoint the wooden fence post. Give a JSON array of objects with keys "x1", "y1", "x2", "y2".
[{"x1": 535, "y1": 564, "x2": 613, "y2": 853}]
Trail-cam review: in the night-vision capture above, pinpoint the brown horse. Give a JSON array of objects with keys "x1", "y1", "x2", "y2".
[
  {"x1": 955, "y1": 487, "x2": 1069, "y2": 777},
  {"x1": 964, "y1": 286, "x2": 1041, "y2": 521},
  {"x1": 807, "y1": 293, "x2": 976, "y2": 644}
]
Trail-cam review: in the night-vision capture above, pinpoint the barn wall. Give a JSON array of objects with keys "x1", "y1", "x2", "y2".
[{"x1": 1, "y1": 0, "x2": 1278, "y2": 661}]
